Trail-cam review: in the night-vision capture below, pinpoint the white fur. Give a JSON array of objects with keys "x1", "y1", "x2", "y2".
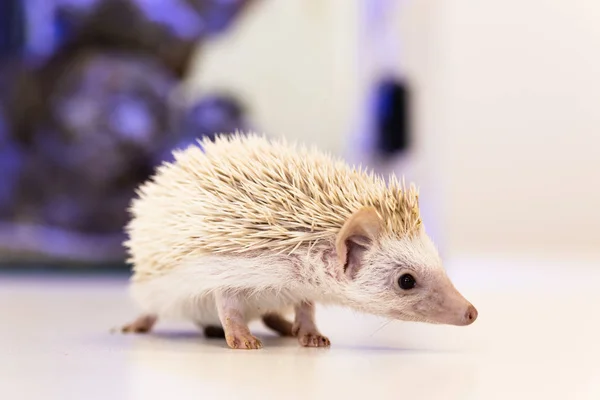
[{"x1": 130, "y1": 249, "x2": 342, "y2": 327}]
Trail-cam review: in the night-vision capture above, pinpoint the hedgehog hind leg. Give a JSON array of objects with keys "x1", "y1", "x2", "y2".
[
  {"x1": 262, "y1": 312, "x2": 294, "y2": 337},
  {"x1": 197, "y1": 323, "x2": 226, "y2": 339},
  {"x1": 120, "y1": 314, "x2": 157, "y2": 334}
]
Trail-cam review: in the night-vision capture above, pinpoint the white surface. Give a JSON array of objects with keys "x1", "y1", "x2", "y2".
[{"x1": 1, "y1": 259, "x2": 599, "y2": 400}]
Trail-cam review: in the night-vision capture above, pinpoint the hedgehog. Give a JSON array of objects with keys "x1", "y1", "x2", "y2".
[{"x1": 122, "y1": 133, "x2": 477, "y2": 349}]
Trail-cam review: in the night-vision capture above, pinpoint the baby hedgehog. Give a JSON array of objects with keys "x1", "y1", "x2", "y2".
[{"x1": 122, "y1": 133, "x2": 477, "y2": 349}]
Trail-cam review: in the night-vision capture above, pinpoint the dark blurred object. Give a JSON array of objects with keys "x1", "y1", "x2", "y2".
[
  {"x1": 374, "y1": 77, "x2": 411, "y2": 157},
  {"x1": 18, "y1": 53, "x2": 177, "y2": 234},
  {"x1": 0, "y1": 0, "x2": 25, "y2": 59},
  {"x1": 0, "y1": 108, "x2": 22, "y2": 217},
  {"x1": 0, "y1": 0, "x2": 255, "y2": 264}
]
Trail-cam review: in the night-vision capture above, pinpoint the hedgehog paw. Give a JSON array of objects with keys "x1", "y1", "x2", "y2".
[
  {"x1": 225, "y1": 331, "x2": 263, "y2": 350},
  {"x1": 297, "y1": 331, "x2": 331, "y2": 348}
]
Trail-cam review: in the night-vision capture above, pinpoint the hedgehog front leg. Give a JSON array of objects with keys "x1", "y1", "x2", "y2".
[
  {"x1": 215, "y1": 291, "x2": 263, "y2": 350},
  {"x1": 292, "y1": 301, "x2": 331, "y2": 348}
]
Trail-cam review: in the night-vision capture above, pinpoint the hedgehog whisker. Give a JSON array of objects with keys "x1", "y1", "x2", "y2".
[{"x1": 368, "y1": 319, "x2": 393, "y2": 337}]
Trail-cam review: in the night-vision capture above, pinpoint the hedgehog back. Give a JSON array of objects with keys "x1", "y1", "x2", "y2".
[{"x1": 125, "y1": 133, "x2": 420, "y2": 279}]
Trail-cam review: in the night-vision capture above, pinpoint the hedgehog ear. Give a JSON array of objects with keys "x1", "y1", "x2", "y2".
[{"x1": 336, "y1": 207, "x2": 384, "y2": 278}]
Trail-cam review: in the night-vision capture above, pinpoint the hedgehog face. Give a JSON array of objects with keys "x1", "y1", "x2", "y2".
[{"x1": 336, "y1": 208, "x2": 477, "y2": 326}]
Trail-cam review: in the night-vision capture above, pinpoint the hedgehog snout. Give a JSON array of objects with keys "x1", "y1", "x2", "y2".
[
  {"x1": 438, "y1": 293, "x2": 478, "y2": 326},
  {"x1": 460, "y1": 304, "x2": 478, "y2": 326}
]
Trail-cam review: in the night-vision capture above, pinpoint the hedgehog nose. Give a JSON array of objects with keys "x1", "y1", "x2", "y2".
[{"x1": 464, "y1": 304, "x2": 478, "y2": 325}]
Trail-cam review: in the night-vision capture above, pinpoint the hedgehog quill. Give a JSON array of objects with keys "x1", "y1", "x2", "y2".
[{"x1": 122, "y1": 133, "x2": 477, "y2": 349}]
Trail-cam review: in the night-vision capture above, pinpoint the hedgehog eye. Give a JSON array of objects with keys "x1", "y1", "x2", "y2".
[{"x1": 398, "y1": 273, "x2": 416, "y2": 290}]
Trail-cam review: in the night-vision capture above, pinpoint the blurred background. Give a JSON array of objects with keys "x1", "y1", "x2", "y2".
[{"x1": 0, "y1": 0, "x2": 598, "y2": 271}]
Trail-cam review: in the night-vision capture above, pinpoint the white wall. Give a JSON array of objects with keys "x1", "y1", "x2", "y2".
[{"x1": 405, "y1": 0, "x2": 600, "y2": 259}]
